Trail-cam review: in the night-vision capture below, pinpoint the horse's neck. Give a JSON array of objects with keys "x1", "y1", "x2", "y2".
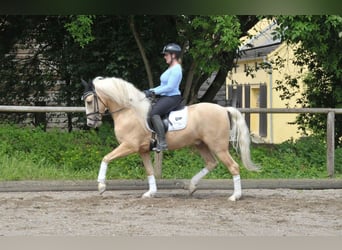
[
  {"x1": 107, "y1": 99, "x2": 121, "y2": 112},
  {"x1": 106, "y1": 96, "x2": 149, "y2": 131}
]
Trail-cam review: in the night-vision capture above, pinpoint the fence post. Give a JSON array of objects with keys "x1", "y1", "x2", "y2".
[
  {"x1": 154, "y1": 152, "x2": 163, "y2": 179},
  {"x1": 327, "y1": 111, "x2": 335, "y2": 177}
]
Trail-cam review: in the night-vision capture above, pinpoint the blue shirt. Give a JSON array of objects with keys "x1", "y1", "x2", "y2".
[{"x1": 150, "y1": 64, "x2": 182, "y2": 96}]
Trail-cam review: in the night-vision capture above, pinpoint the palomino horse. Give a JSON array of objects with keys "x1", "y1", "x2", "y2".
[{"x1": 81, "y1": 77, "x2": 259, "y2": 201}]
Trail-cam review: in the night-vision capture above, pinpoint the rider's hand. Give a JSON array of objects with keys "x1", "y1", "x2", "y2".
[{"x1": 144, "y1": 90, "x2": 154, "y2": 98}]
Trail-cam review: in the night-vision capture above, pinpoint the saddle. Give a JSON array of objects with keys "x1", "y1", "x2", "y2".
[{"x1": 147, "y1": 102, "x2": 187, "y2": 133}]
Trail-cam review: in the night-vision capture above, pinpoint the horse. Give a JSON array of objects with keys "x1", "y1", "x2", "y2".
[{"x1": 81, "y1": 76, "x2": 260, "y2": 201}]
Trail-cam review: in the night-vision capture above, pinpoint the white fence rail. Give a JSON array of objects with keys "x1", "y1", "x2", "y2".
[
  {"x1": 0, "y1": 105, "x2": 341, "y2": 177},
  {"x1": 0, "y1": 106, "x2": 85, "y2": 113}
]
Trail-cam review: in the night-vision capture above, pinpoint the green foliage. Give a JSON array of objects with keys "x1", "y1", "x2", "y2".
[
  {"x1": 273, "y1": 15, "x2": 342, "y2": 146},
  {"x1": 0, "y1": 15, "x2": 259, "y2": 128},
  {"x1": 335, "y1": 146, "x2": 342, "y2": 174},
  {"x1": 161, "y1": 148, "x2": 205, "y2": 179},
  {"x1": 264, "y1": 136, "x2": 327, "y2": 177},
  {"x1": 0, "y1": 123, "x2": 111, "y2": 180},
  {"x1": 0, "y1": 124, "x2": 339, "y2": 181},
  {"x1": 188, "y1": 15, "x2": 241, "y2": 73},
  {"x1": 64, "y1": 15, "x2": 95, "y2": 48}
]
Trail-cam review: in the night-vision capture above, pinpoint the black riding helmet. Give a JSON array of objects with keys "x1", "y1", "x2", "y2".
[{"x1": 161, "y1": 43, "x2": 181, "y2": 58}]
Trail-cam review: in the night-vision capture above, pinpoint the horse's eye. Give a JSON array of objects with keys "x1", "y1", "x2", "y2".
[{"x1": 86, "y1": 100, "x2": 92, "y2": 105}]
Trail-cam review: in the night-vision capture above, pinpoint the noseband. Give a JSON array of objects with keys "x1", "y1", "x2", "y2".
[{"x1": 82, "y1": 91, "x2": 105, "y2": 121}]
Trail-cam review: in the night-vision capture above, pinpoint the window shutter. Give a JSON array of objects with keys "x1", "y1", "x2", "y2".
[
  {"x1": 259, "y1": 84, "x2": 267, "y2": 137},
  {"x1": 244, "y1": 84, "x2": 250, "y2": 129}
]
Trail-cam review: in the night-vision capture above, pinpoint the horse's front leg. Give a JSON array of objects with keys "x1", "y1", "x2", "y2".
[
  {"x1": 97, "y1": 143, "x2": 135, "y2": 195},
  {"x1": 139, "y1": 152, "x2": 157, "y2": 198}
]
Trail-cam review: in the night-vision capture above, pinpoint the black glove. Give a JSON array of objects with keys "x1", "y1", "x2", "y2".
[{"x1": 144, "y1": 90, "x2": 154, "y2": 98}]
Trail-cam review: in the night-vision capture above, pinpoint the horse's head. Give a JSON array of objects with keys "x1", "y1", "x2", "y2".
[{"x1": 81, "y1": 79, "x2": 106, "y2": 128}]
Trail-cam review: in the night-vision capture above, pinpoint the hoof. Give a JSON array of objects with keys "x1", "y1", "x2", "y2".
[
  {"x1": 228, "y1": 193, "x2": 241, "y2": 202},
  {"x1": 98, "y1": 182, "x2": 106, "y2": 195},
  {"x1": 142, "y1": 190, "x2": 156, "y2": 198},
  {"x1": 188, "y1": 182, "x2": 197, "y2": 196}
]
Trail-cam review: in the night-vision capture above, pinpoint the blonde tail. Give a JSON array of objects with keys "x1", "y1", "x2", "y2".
[{"x1": 226, "y1": 107, "x2": 260, "y2": 171}]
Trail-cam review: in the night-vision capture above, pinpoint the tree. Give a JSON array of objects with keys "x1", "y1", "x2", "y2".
[
  {"x1": 0, "y1": 15, "x2": 149, "y2": 129},
  {"x1": 173, "y1": 15, "x2": 239, "y2": 103},
  {"x1": 0, "y1": 16, "x2": 58, "y2": 127},
  {"x1": 65, "y1": 15, "x2": 259, "y2": 104},
  {"x1": 273, "y1": 15, "x2": 342, "y2": 146},
  {"x1": 64, "y1": 15, "x2": 95, "y2": 48},
  {"x1": 1, "y1": 15, "x2": 260, "y2": 130},
  {"x1": 172, "y1": 15, "x2": 259, "y2": 103}
]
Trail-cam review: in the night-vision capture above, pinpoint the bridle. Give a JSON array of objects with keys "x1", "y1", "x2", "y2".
[{"x1": 82, "y1": 90, "x2": 125, "y2": 122}]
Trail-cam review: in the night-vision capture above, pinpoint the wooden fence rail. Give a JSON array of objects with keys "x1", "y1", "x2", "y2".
[
  {"x1": 0, "y1": 106, "x2": 341, "y2": 177},
  {"x1": 239, "y1": 108, "x2": 342, "y2": 177}
]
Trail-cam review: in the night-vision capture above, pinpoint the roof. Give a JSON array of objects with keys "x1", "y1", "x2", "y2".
[
  {"x1": 238, "y1": 43, "x2": 282, "y2": 61},
  {"x1": 237, "y1": 19, "x2": 282, "y2": 61}
]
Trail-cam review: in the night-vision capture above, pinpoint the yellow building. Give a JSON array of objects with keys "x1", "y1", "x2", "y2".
[{"x1": 227, "y1": 19, "x2": 306, "y2": 144}]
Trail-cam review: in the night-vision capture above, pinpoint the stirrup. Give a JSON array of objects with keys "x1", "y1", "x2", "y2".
[{"x1": 152, "y1": 143, "x2": 168, "y2": 153}]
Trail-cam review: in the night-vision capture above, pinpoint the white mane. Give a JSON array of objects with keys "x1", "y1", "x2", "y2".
[{"x1": 92, "y1": 76, "x2": 151, "y2": 128}]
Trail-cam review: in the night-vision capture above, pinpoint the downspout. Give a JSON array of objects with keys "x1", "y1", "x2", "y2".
[{"x1": 263, "y1": 57, "x2": 273, "y2": 143}]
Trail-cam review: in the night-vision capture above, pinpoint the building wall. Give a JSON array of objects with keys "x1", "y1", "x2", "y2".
[
  {"x1": 4, "y1": 46, "x2": 84, "y2": 131},
  {"x1": 227, "y1": 43, "x2": 307, "y2": 144}
]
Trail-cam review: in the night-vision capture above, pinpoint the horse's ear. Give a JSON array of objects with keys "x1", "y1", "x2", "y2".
[
  {"x1": 81, "y1": 78, "x2": 88, "y2": 88},
  {"x1": 88, "y1": 78, "x2": 95, "y2": 90}
]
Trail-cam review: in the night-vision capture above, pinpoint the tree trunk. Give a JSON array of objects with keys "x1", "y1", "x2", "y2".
[
  {"x1": 188, "y1": 73, "x2": 209, "y2": 104},
  {"x1": 198, "y1": 50, "x2": 235, "y2": 103},
  {"x1": 199, "y1": 67, "x2": 228, "y2": 103},
  {"x1": 129, "y1": 16, "x2": 154, "y2": 88},
  {"x1": 183, "y1": 60, "x2": 197, "y2": 103}
]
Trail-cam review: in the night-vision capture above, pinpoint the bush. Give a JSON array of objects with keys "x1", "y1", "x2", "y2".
[
  {"x1": 335, "y1": 146, "x2": 342, "y2": 174},
  {"x1": 0, "y1": 123, "x2": 339, "y2": 180},
  {"x1": 0, "y1": 123, "x2": 114, "y2": 180}
]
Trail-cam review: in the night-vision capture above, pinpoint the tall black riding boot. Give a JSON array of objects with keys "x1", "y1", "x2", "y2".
[{"x1": 151, "y1": 115, "x2": 168, "y2": 152}]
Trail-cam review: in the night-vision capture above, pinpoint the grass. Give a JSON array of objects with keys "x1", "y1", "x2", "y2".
[{"x1": 0, "y1": 123, "x2": 341, "y2": 181}]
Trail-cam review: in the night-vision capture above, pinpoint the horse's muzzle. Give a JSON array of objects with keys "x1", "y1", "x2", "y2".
[{"x1": 87, "y1": 119, "x2": 102, "y2": 128}]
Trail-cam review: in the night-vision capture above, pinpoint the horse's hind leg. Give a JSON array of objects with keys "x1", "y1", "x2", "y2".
[
  {"x1": 215, "y1": 150, "x2": 241, "y2": 201},
  {"x1": 189, "y1": 143, "x2": 218, "y2": 195}
]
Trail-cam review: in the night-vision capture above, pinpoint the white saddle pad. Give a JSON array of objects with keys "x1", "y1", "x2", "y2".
[
  {"x1": 146, "y1": 107, "x2": 188, "y2": 132},
  {"x1": 167, "y1": 107, "x2": 188, "y2": 131}
]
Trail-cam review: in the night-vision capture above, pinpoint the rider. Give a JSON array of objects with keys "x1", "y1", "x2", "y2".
[{"x1": 144, "y1": 43, "x2": 183, "y2": 152}]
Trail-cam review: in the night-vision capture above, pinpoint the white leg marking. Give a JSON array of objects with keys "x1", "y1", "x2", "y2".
[
  {"x1": 98, "y1": 182, "x2": 106, "y2": 195},
  {"x1": 189, "y1": 168, "x2": 209, "y2": 195},
  {"x1": 97, "y1": 161, "x2": 108, "y2": 194},
  {"x1": 142, "y1": 175, "x2": 157, "y2": 198},
  {"x1": 97, "y1": 161, "x2": 108, "y2": 183},
  {"x1": 228, "y1": 174, "x2": 242, "y2": 201},
  {"x1": 189, "y1": 182, "x2": 197, "y2": 195}
]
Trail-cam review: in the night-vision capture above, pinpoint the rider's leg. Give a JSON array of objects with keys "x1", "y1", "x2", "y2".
[{"x1": 151, "y1": 114, "x2": 168, "y2": 152}]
